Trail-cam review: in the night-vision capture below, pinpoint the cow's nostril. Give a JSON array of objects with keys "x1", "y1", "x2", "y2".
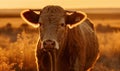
[
  {"x1": 43, "y1": 40, "x2": 56, "y2": 48},
  {"x1": 51, "y1": 41, "x2": 55, "y2": 45}
]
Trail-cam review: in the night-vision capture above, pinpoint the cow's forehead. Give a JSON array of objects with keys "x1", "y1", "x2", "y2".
[
  {"x1": 41, "y1": 6, "x2": 65, "y2": 15},
  {"x1": 40, "y1": 6, "x2": 65, "y2": 23}
]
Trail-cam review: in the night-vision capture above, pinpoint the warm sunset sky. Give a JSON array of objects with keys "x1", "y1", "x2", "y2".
[{"x1": 0, "y1": 0, "x2": 120, "y2": 9}]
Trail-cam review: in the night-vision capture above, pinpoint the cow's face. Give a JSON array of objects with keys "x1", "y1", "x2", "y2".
[
  {"x1": 39, "y1": 6, "x2": 68, "y2": 49},
  {"x1": 21, "y1": 5, "x2": 87, "y2": 50}
]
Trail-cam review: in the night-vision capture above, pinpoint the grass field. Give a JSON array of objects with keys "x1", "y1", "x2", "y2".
[{"x1": 0, "y1": 17, "x2": 120, "y2": 71}]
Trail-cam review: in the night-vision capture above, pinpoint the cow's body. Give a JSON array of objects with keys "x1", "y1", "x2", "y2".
[
  {"x1": 55, "y1": 19, "x2": 99, "y2": 71},
  {"x1": 21, "y1": 5, "x2": 99, "y2": 71}
]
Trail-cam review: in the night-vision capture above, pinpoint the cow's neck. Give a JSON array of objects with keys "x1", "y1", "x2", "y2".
[{"x1": 67, "y1": 26, "x2": 86, "y2": 53}]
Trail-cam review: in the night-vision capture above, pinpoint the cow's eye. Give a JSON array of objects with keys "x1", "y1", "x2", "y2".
[{"x1": 60, "y1": 23, "x2": 66, "y2": 27}]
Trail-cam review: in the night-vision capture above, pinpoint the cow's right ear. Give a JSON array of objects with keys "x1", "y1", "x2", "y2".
[
  {"x1": 20, "y1": 10, "x2": 40, "y2": 28},
  {"x1": 65, "y1": 11, "x2": 87, "y2": 29}
]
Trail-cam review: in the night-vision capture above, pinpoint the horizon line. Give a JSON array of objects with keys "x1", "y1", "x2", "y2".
[{"x1": 0, "y1": 8, "x2": 120, "y2": 17}]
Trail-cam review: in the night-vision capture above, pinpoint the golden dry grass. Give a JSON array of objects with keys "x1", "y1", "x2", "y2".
[
  {"x1": 0, "y1": 31, "x2": 39, "y2": 71},
  {"x1": 93, "y1": 32, "x2": 120, "y2": 71}
]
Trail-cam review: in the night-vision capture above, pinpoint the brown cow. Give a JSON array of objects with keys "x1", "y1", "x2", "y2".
[{"x1": 21, "y1": 5, "x2": 99, "y2": 71}]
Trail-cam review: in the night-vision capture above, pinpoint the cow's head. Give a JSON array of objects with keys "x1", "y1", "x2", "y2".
[{"x1": 21, "y1": 5, "x2": 87, "y2": 50}]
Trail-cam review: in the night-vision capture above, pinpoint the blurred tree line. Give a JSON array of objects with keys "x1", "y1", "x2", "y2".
[
  {"x1": 0, "y1": 22, "x2": 120, "y2": 42},
  {"x1": 0, "y1": 23, "x2": 39, "y2": 42}
]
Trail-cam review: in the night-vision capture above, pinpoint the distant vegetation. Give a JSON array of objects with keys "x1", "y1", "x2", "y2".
[
  {"x1": 0, "y1": 23, "x2": 120, "y2": 42},
  {"x1": 0, "y1": 23, "x2": 120, "y2": 71},
  {"x1": 96, "y1": 24, "x2": 120, "y2": 33},
  {"x1": 0, "y1": 23, "x2": 38, "y2": 42}
]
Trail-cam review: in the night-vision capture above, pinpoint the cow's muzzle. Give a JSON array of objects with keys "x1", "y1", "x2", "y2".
[{"x1": 43, "y1": 39, "x2": 56, "y2": 49}]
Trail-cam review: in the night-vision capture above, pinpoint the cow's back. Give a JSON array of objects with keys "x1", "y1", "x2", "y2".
[{"x1": 79, "y1": 19, "x2": 99, "y2": 70}]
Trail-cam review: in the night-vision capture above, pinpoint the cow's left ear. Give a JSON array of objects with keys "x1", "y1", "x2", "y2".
[
  {"x1": 65, "y1": 11, "x2": 87, "y2": 29},
  {"x1": 20, "y1": 10, "x2": 40, "y2": 28}
]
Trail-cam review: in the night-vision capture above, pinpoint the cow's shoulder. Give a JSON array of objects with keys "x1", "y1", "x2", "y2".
[
  {"x1": 84, "y1": 18, "x2": 94, "y2": 30},
  {"x1": 79, "y1": 18, "x2": 95, "y2": 33}
]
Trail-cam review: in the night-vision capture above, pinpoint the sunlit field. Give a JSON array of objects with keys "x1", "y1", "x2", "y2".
[{"x1": 0, "y1": 12, "x2": 120, "y2": 71}]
